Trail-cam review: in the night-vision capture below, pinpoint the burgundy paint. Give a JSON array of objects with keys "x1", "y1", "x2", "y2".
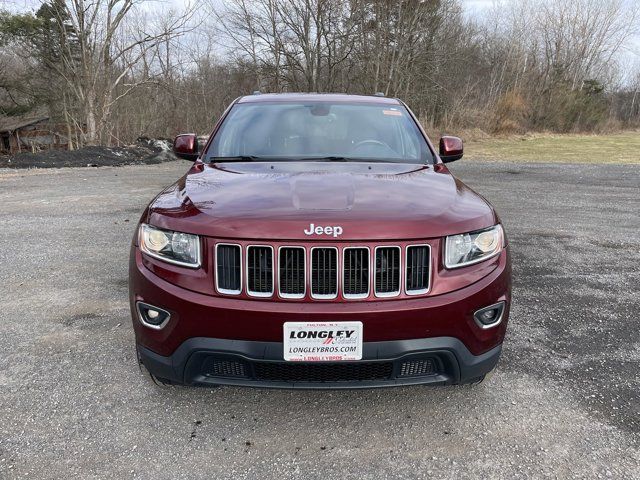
[
  {"x1": 173, "y1": 133, "x2": 197, "y2": 155},
  {"x1": 129, "y1": 93, "x2": 512, "y2": 359},
  {"x1": 439, "y1": 136, "x2": 464, "y2": 158},
  {"x1": 130, "y1": 246, "x2": 510, "y2": 357}
]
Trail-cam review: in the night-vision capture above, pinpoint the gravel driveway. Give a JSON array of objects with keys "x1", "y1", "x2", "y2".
[{"x1": 1, "y1": 160, "x2": 638, "y2": 479}]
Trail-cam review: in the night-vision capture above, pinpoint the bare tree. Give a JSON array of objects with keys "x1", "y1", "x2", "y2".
[
  {"x1": 32, "y1": 0, "x2": 199, "y2": 145},
  {"x1": 3, "y1": 0, "x2": 640, "y2": 143}
]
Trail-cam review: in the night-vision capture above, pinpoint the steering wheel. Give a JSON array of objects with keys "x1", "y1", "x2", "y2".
[{"x1": 353, "y1": 139, "x2": 390, "y2": 150}]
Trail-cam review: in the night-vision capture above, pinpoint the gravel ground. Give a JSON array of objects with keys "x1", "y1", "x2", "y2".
[{"x1": 0, "y1": 160, "x2": 638, "y2": 479}]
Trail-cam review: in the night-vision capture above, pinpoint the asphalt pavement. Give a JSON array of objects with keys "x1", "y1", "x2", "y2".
[{"x1": 0, "y1": 160, "x2": 638, "y2": 479}]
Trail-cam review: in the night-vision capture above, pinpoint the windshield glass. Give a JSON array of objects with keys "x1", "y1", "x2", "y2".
[{"x1": 206, "y1": 101, "x2": 434, "y2": 164}]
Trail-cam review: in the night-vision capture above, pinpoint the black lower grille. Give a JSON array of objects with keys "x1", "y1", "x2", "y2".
[
  {"x1": 202, "y1": 358, "x2": 247, "y2": 378},
  {"x1": 399, "y1": 358, "x2": 436, "y2": 377},
  {"x1": 253, "y1": 361, "x2": 393, "y2": 382},
  {"x1": 311, "y1": 248, "x2": 338, "y2": 297},
  {"x1": 200, "y1": 356, "x2": 441, "y2": 383}
]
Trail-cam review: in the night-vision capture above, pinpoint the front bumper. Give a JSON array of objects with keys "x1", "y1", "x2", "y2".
[
  {"x1": 130, "y1": 243, "x2": 510, "y2": 388},
  {"x1": 130, "y1": 247, "x2": 511, "y2": 357},
  {"x1": 138, "y1": 336, "x2": 502, "y2": 388}
]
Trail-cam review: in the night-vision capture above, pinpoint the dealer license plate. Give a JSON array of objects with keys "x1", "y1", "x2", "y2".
[{"x1": 283, "y1": 322, "x2": 363, "y2": 361}]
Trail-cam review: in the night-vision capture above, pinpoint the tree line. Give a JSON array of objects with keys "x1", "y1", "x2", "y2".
[{"x1": 0, "y1": 0, "x2": 638, "y2": 147}]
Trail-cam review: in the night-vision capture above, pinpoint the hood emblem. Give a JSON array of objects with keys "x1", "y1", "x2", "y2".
[{"x1": 304, "y1": 223, "x2": 343, "y2": 238}]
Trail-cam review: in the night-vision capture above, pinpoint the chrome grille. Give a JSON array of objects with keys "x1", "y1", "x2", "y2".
[
  {"x1": 216, "y1": 244, "x2": 241, "y2": 294},
  {"x1": 311, "y1": 247, "x2": 338, "y2": 298},
  {"x1": 247, "y1": 246, "x2": 273, "y2": 296},
  {"x1": 375, "y1": 247, "x2": 401, "y2": 296},
  {"x1": 215, "y1": 242, "x2": 431, "y2": 299},
  {"x1": 279, "y1": 247, "x2": 305, "y2": 298},
  {"x1": 343, "y1": 248, "x2": 369, "y2": 298},
  {"x1": 406, "y1": 245, "x2": 431, "y2": 294}
]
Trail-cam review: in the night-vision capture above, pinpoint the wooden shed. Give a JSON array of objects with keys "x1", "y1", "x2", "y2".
[{"x1": 0, "y1": 115, "x2": 72, "y2": 154}]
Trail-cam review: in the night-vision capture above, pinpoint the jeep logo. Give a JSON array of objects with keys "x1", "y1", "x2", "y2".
[{"x1": 304, "y1": 223, "x2": 343, "y2": 238}]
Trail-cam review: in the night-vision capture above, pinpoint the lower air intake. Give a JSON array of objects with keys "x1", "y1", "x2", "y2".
[
  {"x1": 398, "y1": 358, "x2": 436, "y2": 377},
  {"x1": 203, "y1": 358, "x2": 248, "y2": 378},
  {"x1": 253, "y1": 361, "x2": 393, "y2": 382}
]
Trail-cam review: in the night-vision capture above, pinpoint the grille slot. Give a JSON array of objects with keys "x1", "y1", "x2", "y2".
[
  {"x1": 247, "y1": 246, "x2": 274, "y2": 296},
  {"x1": 375, "y1": 247, "x2": 401, "y2": 297},
  {"x1": 343, "y1": 248, "x2": 370, "y2": 298},
  {"x1": 216, "y1": 244, "x2": 241, "y2": 294},
  {"x1": 279, "y1": 247, "x2": 306, "y2": 298},
  {"x1": 253, "y1": 361, "x2": 393, "y2": 383},
  {"x1": 406, "y1": 245, "x2": 431, "y2": 294},
  {"x1": 311, "y1": 247, "x2": 338, "y2": 298}
]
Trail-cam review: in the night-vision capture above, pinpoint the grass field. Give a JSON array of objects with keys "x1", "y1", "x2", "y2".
[{"x1": 466, "y1": 131, "x2": 640, "y2": 164}]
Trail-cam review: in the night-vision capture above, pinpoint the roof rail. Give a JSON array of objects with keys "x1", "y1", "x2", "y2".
[
  {"x1": 373, "y1": 92, "x2": 385, "y2": 97},
  {"x1": 252, "y1": 90, "x2": 261, "y2": 95}
]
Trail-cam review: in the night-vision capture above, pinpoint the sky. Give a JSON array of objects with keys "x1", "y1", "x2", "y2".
[
  {"x1": 462, "y1": 0, "x2": 497, "y2": 12},
  {"x1": 3, "y1": 0, "x2": 639, "y2": 79}
]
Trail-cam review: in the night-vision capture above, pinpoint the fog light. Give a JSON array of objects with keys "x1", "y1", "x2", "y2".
[
  {"x1": 474, "y1": 302, "x2": 505, "y2": 329},
  {"x1": 136, "y1": 302, "x2": 171, "y2": 330}
]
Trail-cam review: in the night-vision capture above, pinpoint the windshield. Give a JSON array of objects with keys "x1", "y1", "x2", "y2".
[{"x1": 206, "y1": 101, "x2": 434, "y2": 164}]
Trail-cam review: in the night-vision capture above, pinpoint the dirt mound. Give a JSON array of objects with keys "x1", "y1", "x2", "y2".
[{"x1": 0, "y1": 137, "x2": 176, "y2": 169}]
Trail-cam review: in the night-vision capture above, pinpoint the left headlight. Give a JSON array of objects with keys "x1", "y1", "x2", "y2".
[
  {"x1": 444, "y1": 224, "x2": 504, "y2": 269},
  {"x1": 139, "y1": 223, "x2": 201, "y2": 268}
]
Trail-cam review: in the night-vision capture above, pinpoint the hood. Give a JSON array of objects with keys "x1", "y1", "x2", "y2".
[{"x1": 147, "y1": 162, "x2": 497, "y2": 241}]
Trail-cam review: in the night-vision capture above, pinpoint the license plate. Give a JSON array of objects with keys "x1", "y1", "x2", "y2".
[{"x1": 283, "y1": 321, "x2": 363, "y2": 361}]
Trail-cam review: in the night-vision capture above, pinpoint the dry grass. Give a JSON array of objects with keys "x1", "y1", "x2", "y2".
[{"x1": 465, "y1": 131, "x2": 640, "y2": 164}]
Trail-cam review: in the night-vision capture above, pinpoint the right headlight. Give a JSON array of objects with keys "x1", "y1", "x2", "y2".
[
  {"x1": 444, "y1": 224, "x2": 504, "y2": 269},
  {"x1": 139, "y1": 223, "x2": 201, "y2": 268}
]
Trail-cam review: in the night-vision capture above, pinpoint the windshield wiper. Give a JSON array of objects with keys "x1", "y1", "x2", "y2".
[
  {"x1": 302, "y1": 156, "x2": 406, "y2": 163},
  {"x1": 208, "y1": 155, "x2": 265, "y2": 162},
  {"x1": 301, "y1": 156, "x2": 352, "y2": 162}
]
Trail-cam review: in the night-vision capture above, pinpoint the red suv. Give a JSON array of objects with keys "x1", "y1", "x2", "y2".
[{"x1": 129, "y1": 93, "x2": 511, "y2": 388}]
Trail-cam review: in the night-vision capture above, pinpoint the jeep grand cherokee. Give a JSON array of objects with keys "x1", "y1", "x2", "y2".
[{"x1": 129, "y1": 93, "x2": 511, "y2": 388}]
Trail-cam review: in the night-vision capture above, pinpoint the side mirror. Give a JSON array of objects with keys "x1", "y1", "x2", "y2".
[
  {"x1": 439, "y1": 136, "x2": 463, "y2": 163},
  {"x1": 173, "y1": 133, "x2": 199, "y2": 161}
]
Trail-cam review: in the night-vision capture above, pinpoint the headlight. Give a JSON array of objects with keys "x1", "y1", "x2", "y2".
[
  {"x1": 445, "y1": 224, "x2": 504, "y2": 269},
  {"x1": 139, "y1": 224, "x2": 201, "y2": 268}
]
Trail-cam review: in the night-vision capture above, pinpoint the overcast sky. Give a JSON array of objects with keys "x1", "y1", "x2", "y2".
[
  {"x1": 462, "y1": 0, "x2": 496, "y2": 12},
  {"x1": 2, "y1": 0, "x2": 639, "y2": 78}
]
